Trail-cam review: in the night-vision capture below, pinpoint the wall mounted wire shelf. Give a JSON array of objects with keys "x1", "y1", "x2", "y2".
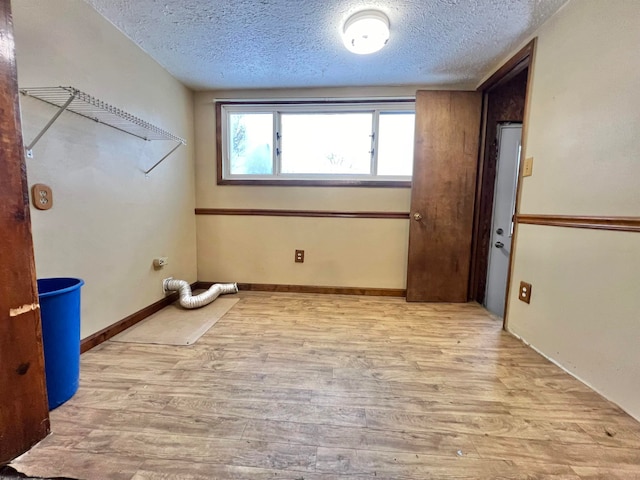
[{"x1": 20, "y1": 86, "x2": 186, "y2": 174}]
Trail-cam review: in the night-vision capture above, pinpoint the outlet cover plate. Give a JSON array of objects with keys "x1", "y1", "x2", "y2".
[
  {"x1": 519, "y1": 281, "x2": 532, "y2": 304},
  {"x1": 31, "y1": 183, "x2": 53, "y2": 210},
  {"x1": 295, "y1": 250, "x2": 305, "y2": 263}
]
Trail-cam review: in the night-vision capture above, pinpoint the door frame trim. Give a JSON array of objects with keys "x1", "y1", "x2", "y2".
[{"x1": 469, "y1": 39, "x2": 537, "y2": 329}]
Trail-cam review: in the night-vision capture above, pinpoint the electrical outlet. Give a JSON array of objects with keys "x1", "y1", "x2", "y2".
[
  {"x1": 523, "y1": 157, "x2": 534, "y2": 177},
  {"x1": 519, "y1": 281, "x2": 532, "y2": 304},
  {"x1": 295, "y1": 250, "x2": 305, "y2": 263},
  {"x1": 153, "y1": 257, "x2": 169, "y2": 269},
  {"x1": 31, "y1": 183, "x2": 53, "y2": 210}
]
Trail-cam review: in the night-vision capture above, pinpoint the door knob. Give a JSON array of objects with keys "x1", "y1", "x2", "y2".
[
  {"x1": 495, "y1": 241, "x2": 504, "y2": 248},
  {"x1": 413, "y1": 212, "x2": 423, "y2": 221}
]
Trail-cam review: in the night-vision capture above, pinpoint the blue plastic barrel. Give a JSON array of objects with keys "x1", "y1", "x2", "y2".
[{"x1": 37, "y1": 277, "x2": 84, "y2": 410}]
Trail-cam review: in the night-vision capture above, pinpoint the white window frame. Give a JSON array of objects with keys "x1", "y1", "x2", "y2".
[{"x1": 218, "y1": 100, "x2": 415, "y2": 186}]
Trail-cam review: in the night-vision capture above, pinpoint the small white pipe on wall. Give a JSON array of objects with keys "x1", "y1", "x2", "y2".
[{"x1": 163, "y1": 279, "x2": 238, "y2": 309}]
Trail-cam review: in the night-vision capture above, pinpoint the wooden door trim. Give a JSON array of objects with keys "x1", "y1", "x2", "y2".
[
  {"x1": 468, "y1": 91, "x2": 491, "y2": 303},
  {"x1": 0, "y1": 0, "x2": 50, "y2": 462},
  {"x1": 517, "y1": 214, "x2": 640, "y2": 233},
  {"x1": 478, "y1": 41, "x2": 535, "y2": 92},
  {"x1": 503, "y1": 40, "x2": 537, "y2": 331},
  {"x1": 469, "y1": 39, "x2": 537, "y2": 329}
]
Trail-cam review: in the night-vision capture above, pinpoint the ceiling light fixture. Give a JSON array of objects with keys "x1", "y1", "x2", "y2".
[{"x1": 342, "y1": 10, "x2": 390, "y2": 55}]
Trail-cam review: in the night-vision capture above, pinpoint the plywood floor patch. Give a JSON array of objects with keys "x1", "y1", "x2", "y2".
[{"x1": 111, "y1": 297, "x2": 238, "y2": 346}]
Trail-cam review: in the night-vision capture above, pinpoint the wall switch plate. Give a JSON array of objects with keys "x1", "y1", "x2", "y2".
[
  {"x1": 31, "y1": 183, "x2": 53, "y2": 210},
  {"x1": 295, "y1": 250, "x2": 305, "y2": 263},
  {"x1": 519, "y1": 281, "x2": 532, "y2": 304},
  {"x1": 523, "y1": 157, "x2": 534, "y2": 177}
]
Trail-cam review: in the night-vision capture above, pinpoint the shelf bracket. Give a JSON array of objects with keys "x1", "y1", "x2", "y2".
[
  {"x1": 20, "y1": 86, "x2": 187, "y2": 173},
  {"x1": 144, "y1": 141, "x2": 184, "y2": 175},
  {"x1": 25, "y1": 92, "x2": 76, "y2": 158}
]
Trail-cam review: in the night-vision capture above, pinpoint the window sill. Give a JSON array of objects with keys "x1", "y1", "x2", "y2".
[{"x1": 217, "y1": 178, "x2": 412, "y2": 188}]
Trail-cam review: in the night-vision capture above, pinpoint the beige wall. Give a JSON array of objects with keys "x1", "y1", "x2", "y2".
[
  {"x1": 504, "y1": 0, "x2": 640, "y2": 419},
  {"x1": 197, "y1": 216, "x2": 408, "y2": 288},
  {"x1": 14, "y1": 0, "x2": 197, "y2": 338},
  {"x1": 194, "y1": 87, "x2": 428, "y2": 288}
]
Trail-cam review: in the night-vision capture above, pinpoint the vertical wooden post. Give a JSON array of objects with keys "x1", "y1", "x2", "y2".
[{"x1": 0, "y1": 0, "x2": 50, "y2": 463}]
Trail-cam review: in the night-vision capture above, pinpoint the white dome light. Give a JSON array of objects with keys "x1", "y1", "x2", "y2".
[{"x1": 342, "y1": 10, "x2": 390, "y2": 55}]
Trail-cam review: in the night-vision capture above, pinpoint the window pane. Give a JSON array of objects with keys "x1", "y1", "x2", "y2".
[
  {"x1": 377, "y1": 112, "x2": 415, "y2": 176},
  {"x1": 280, "y1": 113, "x2": 372, "y2": 175},
  {"x1": 229, "y1": 113, "x2": 273, "y2": 175}
]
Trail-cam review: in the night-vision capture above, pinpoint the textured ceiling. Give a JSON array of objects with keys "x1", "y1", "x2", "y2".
[{"x1": 84, "y1": 0, "x2": 568, "y2": 91}]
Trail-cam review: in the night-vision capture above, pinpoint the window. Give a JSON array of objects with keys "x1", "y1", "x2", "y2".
[{"x1": 218, "y1": 101, "x2": 415, "y2": 186}]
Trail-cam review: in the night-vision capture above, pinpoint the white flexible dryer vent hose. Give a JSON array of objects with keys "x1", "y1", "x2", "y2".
[{"x1": 163, "y1": 279, "x2": 238, "y2": 309}]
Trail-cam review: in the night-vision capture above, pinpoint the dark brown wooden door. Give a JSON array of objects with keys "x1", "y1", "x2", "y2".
[
  {"x1": 406, "y1": 91, "x2": 482, "y2": 302},
  {"x1": 0, "y1": 0, "x2": 50, "y2": 463}
]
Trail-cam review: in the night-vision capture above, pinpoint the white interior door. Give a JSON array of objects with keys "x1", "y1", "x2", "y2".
[{"x1": 485, "y1": 123, "x2": 522, "y2": 317}]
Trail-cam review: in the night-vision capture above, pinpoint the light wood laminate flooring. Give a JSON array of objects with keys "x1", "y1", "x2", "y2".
[{"x1": 12, "y1": 292, "x2": 640, "y2": 479}]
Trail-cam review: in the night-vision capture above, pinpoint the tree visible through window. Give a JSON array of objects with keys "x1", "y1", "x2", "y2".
[{"x1": 229, "y1": 113, "x2": 273, "y2": 175}]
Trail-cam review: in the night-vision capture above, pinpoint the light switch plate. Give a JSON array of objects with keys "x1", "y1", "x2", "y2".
[{"x1": 523, "y1": 157, "x2": 534, "y2": 177}]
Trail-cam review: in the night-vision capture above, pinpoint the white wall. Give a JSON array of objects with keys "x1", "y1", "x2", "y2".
[
  {"x1": 503, "y1": 0, "x2": 640, "y2": 419},
  {"x1": 13, "y1": 0, "x2": 197, "y2": 338}
]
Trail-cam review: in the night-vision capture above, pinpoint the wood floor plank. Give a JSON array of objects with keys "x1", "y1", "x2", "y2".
[
  {"x1": 577, "y1": 421, "x2": 640, "y2": 448},
  {"x1": 12, "y1": 448, "x2": 144, "y2": 480},
  {"x1": 75, "y1": 430, "x2": 317, "y2": 472},
  {"x1": 132, "y1": 458, "x2": 359, "y2": 480},
  {"x1": 36, "y1": 405, "x2": 114, "y2": 449},
  {"x1": 571, "y1": 466, "x2": 640, "y2": 479},
  {"x1": 365, "y1": 408, "x2": 591, "y2": 443},
  {"x1": 315, "y1": 447, "x2": 581, "y2": 479},
  {"x1": 472, "y1": 434, "x2": 640, "y2": 467},
  {"x1": 241, "y1": 418, "x2": 481, "y2": 457},
  {"x1": 129, "y1": 380, "x2": 315, "y2": 404},
  {"x1": 65, "y1": 386, "x2": 172, "y2": 412},
  {"x1": 9, "y1": 291, "x2": 640, "y2": 479},
  {"x1": 163, "y1": 396, "x2": 367, "y2": 428},
  {"x1": 101, "y1": 410, "x2": 248, "y2": 439}
]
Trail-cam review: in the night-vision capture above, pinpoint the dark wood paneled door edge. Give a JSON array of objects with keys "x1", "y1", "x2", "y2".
[
  {"x1": 406, "y1": 90, "x2": 483, "y2": 302},
  {"x1": 0, "y1": 0, "x2": 50, "y2": 463}
]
